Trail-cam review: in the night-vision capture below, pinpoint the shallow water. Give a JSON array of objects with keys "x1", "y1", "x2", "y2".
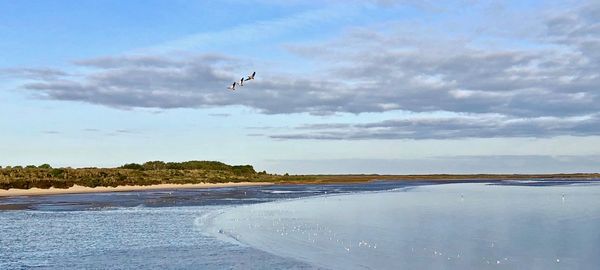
[
  {"x1": 1, "y1": 180, "x2": 599, "y2": 269},
  {"x1": 207, "y1": 182, "x2": 600, "y2": 269},
  {"x1": 0, "y1": 181, "x2": 416, "y2": 269},
  {"x1": 0, "y1": 206, "x2": 323, "y2": 269}
]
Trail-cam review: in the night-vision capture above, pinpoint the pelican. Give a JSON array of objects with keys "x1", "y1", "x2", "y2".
[
  {"x1": 246, "y1": 71, "x2": 256, "y2": 81},
  {"x1": 240, "y1": 77, "x2": 245, "y2": 86},
  {"x1": 227, "y1": 82, "x2": 236, "y2": 91}
]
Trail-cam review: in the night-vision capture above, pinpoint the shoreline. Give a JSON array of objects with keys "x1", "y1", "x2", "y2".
[
  {"x1": 0, "y1": 182, "x2": 273, "y2": 197},
  {"x1": 1, "y1": 175, "x2": 598, "y2": 198}
]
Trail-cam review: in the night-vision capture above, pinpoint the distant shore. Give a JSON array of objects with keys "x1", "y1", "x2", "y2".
[
  {"x1": 3, "y1": 161, "x2": 599, "y2": 193},
  {"x1": 0, "y1": 182, "x2": 273, "y2": 197},
  {"x1": 2, "y1": 174, "x2": 599, "y2": 198}
]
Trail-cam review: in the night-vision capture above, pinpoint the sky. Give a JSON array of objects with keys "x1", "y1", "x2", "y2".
[{"x1": 1, "y1": 0, "x2": 600, "y2": 174}]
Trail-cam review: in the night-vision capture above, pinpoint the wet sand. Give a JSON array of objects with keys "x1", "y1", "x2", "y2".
[
  {"x1": 0, "y1": 182, "x2": 273, "y2": 197},
  {"x1": 0, "y1": 180, "x2": 427, "y2": 211}
]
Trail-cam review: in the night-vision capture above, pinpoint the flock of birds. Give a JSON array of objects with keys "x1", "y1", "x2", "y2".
[{"x1": 227, "y1": 71, "x2": 256, "y2": 91}]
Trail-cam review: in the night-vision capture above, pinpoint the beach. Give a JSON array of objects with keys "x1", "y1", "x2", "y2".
[{"x1": 0, "y1": 182, "x2": 273, "y2": 197}]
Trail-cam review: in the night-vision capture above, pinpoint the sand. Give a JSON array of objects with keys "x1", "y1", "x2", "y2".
[{"x1": 0, "y1": 182, "x2": 273, "y2": 197}]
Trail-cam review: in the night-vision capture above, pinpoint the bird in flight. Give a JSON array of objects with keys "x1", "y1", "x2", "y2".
[
  {"x1": 246, "y1": 71, "x2": 256, "y2": 81},
  {"x1": 227, "y1": 72, "x2": 255, "y2": 91},
  {"x1": 227, "y1": 82, "x2": 237, "y2": 91}
]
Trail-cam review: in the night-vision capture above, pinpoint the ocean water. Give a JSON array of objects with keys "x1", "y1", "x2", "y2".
[
  {"x1": 206, "y1": 181, "x2": 600, "y2": 269},
  {"x1": 0, "y1": 206, "x2": 317, "y2": 269},
  {"x1": 0, "y1": 181, "x2": 414, "y2": 269},
  {"x1": 1, "y1": 180, "x2": 599, "y2": 269}
]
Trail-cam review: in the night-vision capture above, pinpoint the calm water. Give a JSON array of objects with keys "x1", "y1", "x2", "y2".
[{"x1": 2, "y1": 180, "x2": 599, "y2": 269}]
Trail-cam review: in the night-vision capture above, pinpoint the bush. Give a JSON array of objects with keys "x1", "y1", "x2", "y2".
[
  {"x1": 38, "y1": 164, "x2": 52, "y2": 169},
  {"x1": 121, "y1": 163, "x2": 144, "y2": 170},
  {"x1": 166, "y1": 162, "x2": 183, "y2": 170},
  {"x1": 32, "y1": 180, "x2": 53, "y2": 189},
  {"x1": 10, "y1": 179, "x2": 31, "y2": 189},
  {"x1": 143, "y1": 161, "x2": 166, "y2": 170},
  {"x1": 52, "y1": 180, "x2": 74, "y2": 189},
  {"x1": 81, "y1": 178, "x2": 102, "y2": 188},
  {"x1": 232, "y1": 165, "x2": 256, "y2": 175},
  {"x1": 50, "y1": 168, "x2": 65, "y2": 178}
]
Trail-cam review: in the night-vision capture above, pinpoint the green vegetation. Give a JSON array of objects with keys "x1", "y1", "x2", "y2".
[
  {"x1": 0, "y1": 160, "x2": 598, "y2": 190},
  {"x1": 0, "y1": 161, "x2": 295, "y2": 190}
]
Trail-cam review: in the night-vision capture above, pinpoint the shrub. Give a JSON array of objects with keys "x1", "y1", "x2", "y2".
[
  {"x1": 121, "y1": 163, "x2": 144, "y2": 170},
  {"x1": 232, "y1": 165, "x2": 256, "y2": 175},
  {"x1": 143, "y1": 161, "x2": 166, "y2": 170},
  {"x1": 38, "y1": 164, "x2": 52, "y2": 169},
  {"x1": 50, "y1": 168, "x2": 65, "y2": 178}
]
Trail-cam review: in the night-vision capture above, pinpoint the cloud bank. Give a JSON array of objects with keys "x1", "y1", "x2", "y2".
[
  {"x1": 9, "y1": 1, "x2": 600, "y2": 140},
  {"x1": 269, "y1": 113, "x2": 600, "y2": 140}
]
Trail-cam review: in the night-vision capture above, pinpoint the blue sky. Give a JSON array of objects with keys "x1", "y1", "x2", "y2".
[{"x1": 2, "y1": 0, "x2": 600, "y2": 174}]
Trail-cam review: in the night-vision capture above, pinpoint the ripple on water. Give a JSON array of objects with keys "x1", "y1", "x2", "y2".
[{"x1": 0, "y1": 206, "x2": 321, "y2": 269}]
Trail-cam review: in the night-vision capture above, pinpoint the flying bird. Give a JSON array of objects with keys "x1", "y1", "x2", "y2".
[
  {"x1": 246, "y1": 71, "x2": 256, "y2": 81},
  {"x1": 227, "y1": 72, "x2": 255, "y2": 91},
  {"x1": 227, "y1": 82, "x2": 237, "y2": 91}
]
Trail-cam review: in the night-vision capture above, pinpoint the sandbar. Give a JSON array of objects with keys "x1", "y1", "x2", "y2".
[{"x1": 0, "y1": 182, "x2": 273, "y2": 197}]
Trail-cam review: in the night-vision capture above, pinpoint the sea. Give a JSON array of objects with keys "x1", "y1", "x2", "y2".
[{"x1": 1, "y1": 179, "x2": 599, "y2": 269}]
